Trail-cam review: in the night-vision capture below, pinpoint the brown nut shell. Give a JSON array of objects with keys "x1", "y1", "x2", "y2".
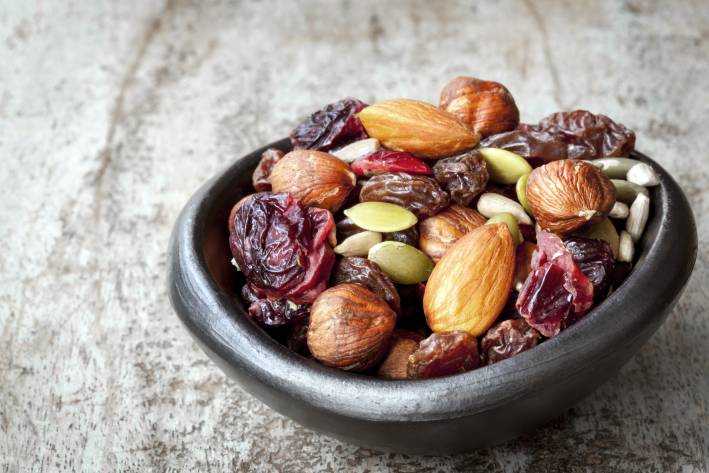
[
  {"x1": 270, "y1": 150, "x2": 356, "y2": 212},
  {"x1": 526, "y1": 160, "x2": 616, "y2": 234},
  {"x1": 439, "y1": 76, "x2": 520, "y2": 138},
  {"x1": 418, "y1": 205, "x2": 486, "y2": 262},
  {"x1": 376, "y1": 330, "x2": 425, "y2": 380},
  {"x1": 423, "y1": 224, "x2": 515, "y2": 336},
  {"x1": 307, "y1": 283, "x2": 396, "y2": 372}
]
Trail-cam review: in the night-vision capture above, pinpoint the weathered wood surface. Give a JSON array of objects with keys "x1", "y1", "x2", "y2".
[{"x1": 1, "y1": 0, "x2": 707, "y2": 471}]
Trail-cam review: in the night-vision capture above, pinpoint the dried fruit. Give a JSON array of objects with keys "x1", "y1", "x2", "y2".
[
  {"x1": 418, "y1": 205, "x2": 486, "y2": 262},
  {"x1": 486, "y1": 213, "x2": 523, "y2": 246},
  {"x1": 286, "y1": 319, "x2": 311, "y2": 356},
  {"x1": 564, "y1": 236, "x2": 615, "y2": 301},
  {"x1": 627, "y1": 162, "x2": 660, "y2": 187},
  {"x1": 270, "y1": 150, "x2": 356, "y2": 212},
  {"x1": 290, "y1": 97, "x2": 368, "y2": 151},
  {"x1": 357, "y1": 99, "x2": 480, "y2": 158},
  {"x1": 432, "y1": 150, "x2": 489, "y2": 206},
  {"x1": 481, "y1": 319, "x2": 540, "y2": 365},
  {"x1": 424, "y1": 224, "x2": 515, "y2": 336},
  {"x1": 526, "y1": 160, "x2": 615, "y2": 233},
  {"x1": 332, "y1": 138, "x2": 380, "y2": 162},
  {"x1": 407, "y1": 331, "x2": 481, "y2": 379},
  {"x1": 307, "y1": 284, "x2": 396, "y2": 372},
  {"x1": 230, "y1": 192, "x2": 335, "y2": 303},
  {"x1": 343, "y1": 202, "x2": 417, "y2": 233},
  {"x1": 384, "y1": 225, "x2": 419, "y2": 247},
  {"x1": 439, "y1": 76, "x2": 520, "y2": 138},
  {"x1": 612, "y1": 179, "x2": 649, "y2": 204},
  {"x1": 574, "y1": 218, "x2": 619, "y2": 258},
  {"x1": 618, "y1": 230, "x2": 635, "y2": 263},
  {"x1": 476, "y1": 192, "x2": 532, "y2": 225},
  {"x1": 252, "y1": 148, "x2": 285, "y2": 192},
  {"x1": 359, "y1": 172, "x2": 450, "y2": 218},
  {"x1": 480, "y1": 129, "x2": 584, "y2": 163},
  {"x1": 625, "y1": 193, "x2": 650, "y2": 242},
  {"x1": 478, "y1": 147, "x2": 533, "y2": 185},
  {"x1": 516, "y1": 231, "x2": 594, "y2": 337},
  {"x1": 248, "y1": 299, "x2": 310, "y2": 327},
  {"x1": 331, "y1": 257, "x2": 401, "y2": 315},
  {"x1": 335, "y1": 217, "x2": 364, "y2": 241},
  {"x1": 376, "y1": 330, "x2": 424, "y2": 379},
  {"x1": 368, "y1": 241, "x2": 434, "y2": 284},
  {"x1": 351, "y1": 150, "x2": 432, "y2": 177}
]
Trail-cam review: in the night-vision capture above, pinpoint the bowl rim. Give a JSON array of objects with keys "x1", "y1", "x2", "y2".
[{"x1": 168, "y1": 140, "x2": 697, "y2": 423}]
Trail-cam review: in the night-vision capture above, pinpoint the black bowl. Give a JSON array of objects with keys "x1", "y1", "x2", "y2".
[{"x1": 167, "y1": 140, "x2": 697, "y2": 454}]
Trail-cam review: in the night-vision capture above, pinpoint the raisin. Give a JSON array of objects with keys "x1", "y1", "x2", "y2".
[
  {"x1": 351, "y1": 150, "x2": 432, "y2": 177},
  {"x1": 335, "y1": 217, "x2": 364, "y2": 241},
  {"x1": 230, "y1": 192, "x2": 335, "y2": 303},
  {"x1": 252, "y1": 148, "x2": 284, "y2": 192},
  {"x1": 360, "y1": 172, "x2": 450, "y2": 219},
  {"x1": 564, "y1": 236, "x2": 615, "y2": 302},
  {"x1": 384, "y1": 225, "x2": 419, "y2": 247},
  {"x1": 519, "y1": 223, "x2": 536, "y2": 242},
  {"x1": 376, "y1": 330, "x2": 425, "y2": 380},
  {"x1": 248, "y1": 299, "x2": 310, "y2": 327},
  {"x1": 612, "y1": 261, "x2": 633, "y2": 289},
  {"x1": 480, "y1": 129, "x2": 587, "y2": 162},
  {"x1": 432, "y1": 150, "x2": 489, "y2": 206},
  {"x1": 286, "y1": 319, "x2": 311, "y2": 356},
  {"x1": 290, "y1": 97, "x2": 368, "y2": 151},
  {"x1": 515, "y1": 231, "x2": 594, "y2": 337},
  {"x1": 481, "y1": 319, "x2": 540, "y2": 365},
  {"x1": 331, "y1": 257, "x2": 401, "y2": 315},
  {"x1": 407, "y1": 331, "x2": 480, "y2": 379}
]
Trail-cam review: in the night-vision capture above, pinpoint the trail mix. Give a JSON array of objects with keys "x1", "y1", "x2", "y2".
[{"x1": 228, "y1": 76, "x2": 658, "y2": 379}]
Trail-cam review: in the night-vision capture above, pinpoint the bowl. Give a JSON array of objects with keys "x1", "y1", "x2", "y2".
[{"x1": 167, "y1": 139, "x2": 697, "y2": 454}]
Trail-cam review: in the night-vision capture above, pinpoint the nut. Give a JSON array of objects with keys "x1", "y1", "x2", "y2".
[
  {"x1": 368, "y1": 241, "x2": 433, "y2": 284},
  {"x1": 343, "y1": 201, "x2": 417, "y2": 233},
  {"x1": 376, "y1": 330, "x2": 424, "y2": 379},
  {"x1": 419, "y1": 205, "x2": 486, "y2": 262},
  {"x1": 478, "y1": 147, "x2": 532, "y2": 184},
  {"x1": 357, "y1": 98, "x2": 480, "y2": 159},
  {"x1": 526, "y1": 160, "x2": 615, "y2": 233},
  {"x1": 476, "y1": 192, "x2": 532, "y2": 225},
  {"x1": 611, "y1": 179, "x2": 649, "y2": 204},
  {"x1": 627, "y1": 162, "x2": 660, "y2": 187},
  {"x1": 485, "y1": 213, "x2": 522, "y2": 246},
  {"x1": 424, "y1": 223, "x2": 515, "y2": 336},
  {"x1": 609, "y1": 201, "x2": 629, "y2": 219},
  {"x1": 574, "y1": 217, "x2": 619, "y2": 258},
  {"x1": 618, "y1": 230, "x2": 635, "y2": 263},
  {"x1": 307, "y1": 283, "x2": 396, "y2": 372},
  {"x1": 331, "y1": 138, "x2": 380, "y2": 163},
  {"x1": 513, "y1": 241, "x2": 537, "y2": 291},
  {"x1": 625, "y1": 192, "x2": 650, "y2": 242},
  {"x1": 333, "y1": 230, "x2": 382, "y2": 257},
  {"x1": 439, "y1": 76, "x2": 520, "y2": 138},
  {"x1": 270, "y1": 149, "x2": 356, "y2": 212},
  {"x1": 588, "y1": 157, "x2": 642, "y2": 178}
]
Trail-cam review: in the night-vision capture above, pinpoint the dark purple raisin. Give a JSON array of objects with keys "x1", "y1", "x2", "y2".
[
  {"x1": 407, "y1": 331, "x2": 480, "y2": 379},
  {"x1": 481, "y1": 319, "x2": 541, "y2": 365},
  {"x1": 252, "y1": 148, "x2": 284, "y2": 192},
  {"x1": 290, "y1": 98, "x2": 368, "y2": 151},
  {"x1": 564, "y1": 236, "x2": 615, "y2": 302},
  {"x1": 248, "y1": 299, "x2": 310, "y2": 327}
]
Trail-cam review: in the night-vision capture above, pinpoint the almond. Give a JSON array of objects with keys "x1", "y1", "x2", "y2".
[
  {"x1": 423, "y1": 223, "x2": 515, "y2": 336},
  {"x1": 357, "y1": 99, "x2": 480, "y2": 159},
  {"x1": 270, "y1": 150, "x2": 356, "y2": 212}
]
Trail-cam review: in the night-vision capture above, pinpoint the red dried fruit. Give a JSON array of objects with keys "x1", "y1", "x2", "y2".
[
  {"x1": 481, "y1": 319, "x2": 540, "y2": 365},
  {"x1": 248, "y1": 299, "x2": 310, "y2": 327},
  {"x1": 351, "y1": 150, "x2": 432, "y2": 177},
  {"x1": 290, "y1": 98, "x2": 368, "y2": 151},
  {"x1": 252, "y1": 148, "x2": 285, "y2": 192},
  {"x1": 407, "y1": 331, "x2": 481, "y2": 379},
  {"x1": 564, "y1": 236, "x2": 615, "y2": 302},
  {"x1": 230, "y1": 192, "x2": 335, "y2": 304},
  {"x1": 515, "y1": 231, "x2": 594, "y2": 337}
]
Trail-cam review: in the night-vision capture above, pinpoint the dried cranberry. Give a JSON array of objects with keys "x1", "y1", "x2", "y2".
[
  {"x1": 230, "y1": 192, "x2": 335, "y2": 303},
  {"x1": 248, "y1": 299, "x2": 310, "y2": 327},
  {"x1": 252, "y1": 148, "x2": 284, "y2": 192},
  {"x1": 564, "y1": 237, "x2": 615, "y2": 302},
  {"x1": 481, "y1": 319, "x2": 541, "y2": 365},
  {"x1": 351, "y1": 150, "x2": 432, "y2": 177},
  {"x1": 407, "y1": 331, "x2": 481, "y2": 379},
  {"x1": 290, "y1": 98, "x2": 368, "y2": 151},
  {"x1": 515, "y1": 231, "x2": 594, "y2": 337}
]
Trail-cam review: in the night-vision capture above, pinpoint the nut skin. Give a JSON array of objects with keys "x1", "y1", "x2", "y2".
[
  {"x1": 424, "y1": 223, "x2": 515, "y2": 337},
  {"x1": 307, "y1": 283, "x2": 396, "y2": 372},
  {"x1": 357, "y1": 99, "x2": 480, "y2": 159},
  {"x1": 270, "y1": 150, "x2": 356, "y2": 212},
  {"x1": 526, "y1": 160, "x2": 616, "y2": 234},
  {"x1": 376, "y1": 330, "x2": 424, "y2": 379},
  {"x1": 439, "y1": 76, "x2": 520, "y2": 138},
  {"x1": 419, "y1": 205, "x2": 486, "y2": 262}
]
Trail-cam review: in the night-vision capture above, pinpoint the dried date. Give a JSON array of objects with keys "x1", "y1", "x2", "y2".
[
  {"x1": 360, "y1": 172, "x2": 450, "y2": 218},
  {"x1": 481, "y1": 319, "x2": 540, "y2": 365},
  {"x1": 331, "y1": 257, "x2": 401, "y2": 315},
  {"x1": 290, "y1": 97, "x2": 368, "y2": 151},
  {"x1": 432, "y1": 150, "x2": 489, "y2": 206},
  {"x1": 252, "y1": 148, "x2": 284, "y2": 192},
  {"x1": 407, "y1": 331, "x2": 480, "y2": 379}
]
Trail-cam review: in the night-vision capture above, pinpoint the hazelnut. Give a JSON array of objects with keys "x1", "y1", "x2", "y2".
[
  {"x1": 439, "y1": 76, "x2": 520, "y2": 138},
  {"x1": 526, "y1": 160, "x2": 616, "y2": 234},
  {"x1": 270, "y1": 150, "x2": 356, "y2": 212},
  {"x1": 376, "y1": 330, "x2": 424, "y2": 379},
  {"x1": 307, "y1": 283, "x2": 396, "y2": 372},
  {"x1": 418, "y1": 205, "x2": 486, "y2": 262}
]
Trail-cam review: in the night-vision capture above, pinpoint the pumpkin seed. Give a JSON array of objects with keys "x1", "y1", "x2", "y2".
[
  {"x1": 627, "y1": 162, "x2": 660, "y2": 187},
  {"x1": 476, "y1": 192, "x2": 532, "y2": 225},
  {"x1": 332, "y1": 138, "x2": 380, "y2": 162},
  {"x1": 485, "y1": 213, "x2": 522, "y2": 245},
  {"x1": 333, "y1": 231, "x2": 382, "y2": 257},
  {"x1": 626, "y1": 193, "x2": 650, "y2": 242},
  {"x1": 618, "y1": 230, "x2": 635, "y2": 263},
  {"x1": 344, "y1": 202, "x2": 417, "y2": 233},
  {"x1": 588, "y1": 158, "x2": 642, "y2": 178},
  {"x1": 612, "y1": 179, "x2": 649, "y2": 204},
  {"x1": 575, "y1": 217, "x2": 619, "y2": 258},
  {"x1": 368, "y1": 241, "x2": 433, "y2": 284},
  {"x1": 515, "y1": 173, "x2": 532, "y2": 214},
  {"x1": 479, "y1": 147, "x2": 533, "y2": 184}
]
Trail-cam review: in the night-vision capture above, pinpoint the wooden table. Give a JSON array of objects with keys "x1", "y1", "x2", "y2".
[{"x1": 2, "y1": 1, "x2": 707, "y2": 471}]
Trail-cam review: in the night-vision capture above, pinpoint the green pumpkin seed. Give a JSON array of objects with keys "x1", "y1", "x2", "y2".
[
  {"x1": 479, "y1": 147, "x2": 533, "y2": 184},
  {"x1": 344, "y1": 202, "x2": 417, "y2": 233},
  {"x1": 588, "y1": 158, "x2": 642, "y2": 178},
  {"x1": 485, "y1": 213, "x2": 522, "y2": 245},
  {"x1": 612, "y1": 179, "x2": 649, "y2": 204},
  {"x1": 515, "y1": 173, "x2": 532, "y2": 214},
  {"x1": 368, "y1": 241, "x2": 433, "y2": 284},
  {"x1": 574, "y1": 217, "x2": 619, "y2": 258}
]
